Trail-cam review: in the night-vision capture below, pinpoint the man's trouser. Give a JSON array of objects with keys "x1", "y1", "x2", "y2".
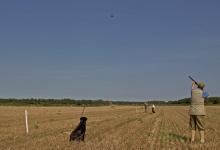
[{"x1": 189, "y1": 115, "x2": 205, "y2": 131}]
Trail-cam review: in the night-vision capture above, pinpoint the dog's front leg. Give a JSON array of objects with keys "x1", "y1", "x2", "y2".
[{"x1": 82, "y1": 133, "x2": 85, "y2": 142}]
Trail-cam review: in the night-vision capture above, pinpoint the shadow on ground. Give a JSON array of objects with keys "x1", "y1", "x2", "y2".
[{"x1": 168, "y1": 133, "x2": 188, "y2": 142}]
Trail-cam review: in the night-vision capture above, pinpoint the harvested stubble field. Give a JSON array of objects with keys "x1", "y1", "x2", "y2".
[{"x1": 0, "y1": 106, "x2": 219, "y2": 150}]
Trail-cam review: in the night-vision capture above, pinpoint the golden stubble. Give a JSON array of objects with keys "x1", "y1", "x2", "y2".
[{"x1": 0, "y1": 106, "x2": 219, "y2": 150}]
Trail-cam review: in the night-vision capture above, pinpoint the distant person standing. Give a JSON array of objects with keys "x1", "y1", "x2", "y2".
[
  {"x1": 152, "y1": 104, "x2": 156, "y2": 113},
  {"x1": 189, "y1": 81, "x2": 209, "y2": 143},
  {"x1": 144, "y1": 102, "x2": 148, "y2": 113}
]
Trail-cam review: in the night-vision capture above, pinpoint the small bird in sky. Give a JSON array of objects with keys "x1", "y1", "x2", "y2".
[{"x1": 110, "y1": 14, "x2": 115, "y2": 18}]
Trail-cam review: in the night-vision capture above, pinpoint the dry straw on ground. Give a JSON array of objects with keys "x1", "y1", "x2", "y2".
[{"x1": 0, "y1": 106, "x2": 219, "y2": 150}]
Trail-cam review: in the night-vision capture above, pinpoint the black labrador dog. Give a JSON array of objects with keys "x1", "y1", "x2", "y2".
[{"x1": 69, "y1": 117, "x2": 87, "y2": 142}]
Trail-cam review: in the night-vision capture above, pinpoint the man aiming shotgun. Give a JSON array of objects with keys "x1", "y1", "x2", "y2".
[{"x1": 188, "y1": 76, "x2": 209, "y2": 143}]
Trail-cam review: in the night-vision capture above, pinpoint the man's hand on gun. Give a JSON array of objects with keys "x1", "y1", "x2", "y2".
[
  {"x1": 192, "y1": 81, "x2": 197, "y2": 89},
  {"x1": 192, "y1": 81, "x2": 196, "y2": 85}
]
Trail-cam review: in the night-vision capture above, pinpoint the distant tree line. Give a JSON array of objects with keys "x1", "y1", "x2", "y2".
[
  {"x1": 167, "y1": 97, "x2": 220, "y2": 105},
  {"x1": 0, "y1": 97, "x2": 219, "y2": 106},
  {"x1": 0, "y1": 98, "x2": 110, "y2": 106},
  {"x1": 0, "y1": 98, "x2": 144, "y2": 106}
]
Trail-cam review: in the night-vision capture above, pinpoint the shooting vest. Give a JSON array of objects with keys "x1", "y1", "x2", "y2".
[{"x1": 189, "y1": 88, "x2": 206, "y2": 115}]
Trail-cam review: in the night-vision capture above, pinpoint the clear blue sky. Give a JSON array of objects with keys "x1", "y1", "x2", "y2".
[{"x1": 0, "y1": 0, "x2": 219, "y2": 101}]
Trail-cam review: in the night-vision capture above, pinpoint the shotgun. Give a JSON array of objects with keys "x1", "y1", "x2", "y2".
[{"x1": 188, "y1": 76, "x2": 199, "y2": 86}]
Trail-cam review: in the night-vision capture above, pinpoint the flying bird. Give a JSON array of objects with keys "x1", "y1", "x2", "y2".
[{"x1": 110, "y1": 14, "x2": 115, "y2": 18}]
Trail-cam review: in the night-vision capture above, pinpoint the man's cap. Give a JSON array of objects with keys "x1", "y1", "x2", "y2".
[{"x1": 198, "y1": 82, "x2": 205, "y2": 88}]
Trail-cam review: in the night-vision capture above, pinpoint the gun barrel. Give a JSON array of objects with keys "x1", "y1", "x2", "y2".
[{"x1": 188, "y1": 76, "x2": 198, "y2": 85}]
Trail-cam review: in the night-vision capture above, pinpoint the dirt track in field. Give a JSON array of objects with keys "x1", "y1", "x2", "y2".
[{"x1": 0, "y1": 106, "x2": 219, "y2": 150}]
